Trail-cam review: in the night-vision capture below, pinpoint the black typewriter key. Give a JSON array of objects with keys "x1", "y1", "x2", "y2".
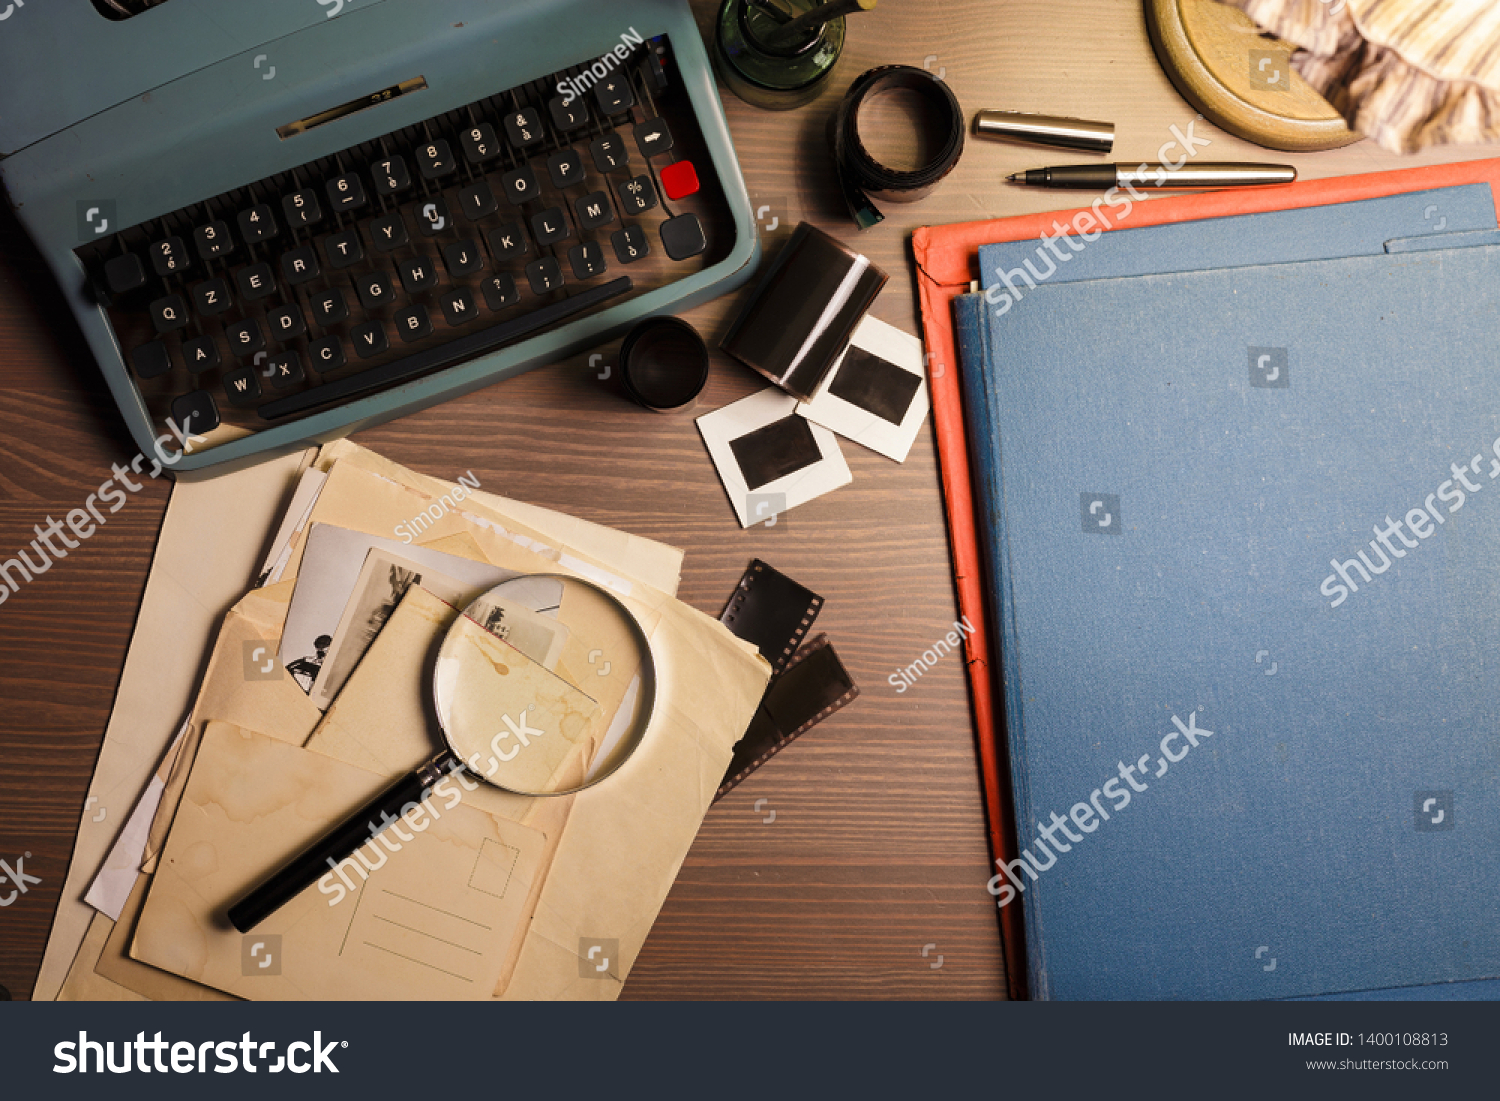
[
  {"x1": 193, "y1": 221, "x2": 233, "y2": 260},
  {"x1": 593, "y1": 75, "x2": 634, "y2": 116},
  {"x1": 235, "y1": 262, "x2": 277, "y2": 300},
  {"x1": 525, "y1": 256, "x2": 563, "y2": 295},
  {"x1": 417, "y1": 139, "x2": 456, "y2": 180},
  {"x1": 548, "y1": 94, "x2": 588, "y2": 131},
  {"x1": 223, "y1": 367, "x2": 261, "y2": 406},
  {"x1": 351, "y1": 320, "x2": 389, "y2": 359},
  {"x1": 356, "y1": 272, "x2": 395, "y2": 311},
  {"x1": 311, "y1": 287, "x2": 348, "y2": 328},
  {"x1": 611, "y1": 224, "x2": 650, "y2": 264},
  {"x1": 149, "y1": 294, "x2": 189, "y2": 333},
  {"x1": 617, "y1": 175, "x2": 658, "y2": 215},
  {"x1": 367, "y1": 213, "x2": 409, "y2": 252},
  {"x1": 327, "y1": 172, "x2": 367, "y2": 212},
  {"x1": 190, "y1": 277, "x2": 233, "y2": 316},
  {"x1": 438, "y1": 287, "x2": 479, "y2": 326},
  {"x1": 481, "y1": 273, "x2": 520, "y2": 311},
  {"x1": 130, "y1": 340, "x2": 173, "y2": 379},
  {"x1": 575, "y1": 191, "x2": 614, "y2": 230},
  {"x1": 416, "y1": 197, "x2": 450, "y2": 236},
  {"x1": 504, "y1": 107, "x2": 544, "y2": 149},
  {"x1": 530, "y1": 207, "x2": 569, "y2": 246},
  {"x1": 183, "y1": 335, "x2": 220, "y2": 374},
  {"x1": 308, "y1": 336, "x2": 346, "y2": 373},
  {"x1": 567, "y1": 240, "x2": 607, "y2": 280},
  {"x1": 281, "y1": 245, "x2": 322, "y2": 285},
  {"x1": 226, "y1": 319, "x2": 265, "y2": 357},
  {"x1": 324, "y1": 229, "x2": 364, "y2": 268},
  {"x1": 283, "y1": 189, "x2": 322, "y2": 227},
  {"x1": 398, "y1": 257, "x2": 438, "y2": 294},
  {"x1": 394, "y1": 303, "x2": 433, "y2": 343},
  {"x1": 267, "y1": 304, "x2": 306, "y2": 341},
  {"x1": 502, "y1": 165, "x2": 540, "y2": 205},
  {"x1": 590, "y1": 132, "x2": 628, "y2": 173},
  {"x1": 547, "y1": 148, "x2": 585, "y2": 189},
  {"x1": 372, "y1": 156, "x2": 411, "y2": 195},
  {"x1": 441, "y1": 240, "x2": 484, "y2": 277},
  {"x1": 633, "y1": 117, "x2": 673, "y2": 159},
  {"x1": 171, "y1": 390, "x2": 220, "y2": 435},
  {"x1": 266, "y1": 350, "x2": 305, "y2": 390},
  {"x1": 460, "y1": 123, "x2": 500, "y2": 164},
  {"x1": 150, "y1": 237, "x2": 190, "y2": 276},
  {"x1": 238, "y1": 204, "x2": 278, "y2": 244},
  {"x1": 459, "y1": 180, "x2": 499, "y2": 221},
  {"x1": 105, "y1": 253, "x2": 147, "y2": 295},
  {"x1": 660, "y1": 213, "x2": 708, "y2": 260},
  {"x1": 487, "y1": 220, "x2": 528, "y2": 261}
]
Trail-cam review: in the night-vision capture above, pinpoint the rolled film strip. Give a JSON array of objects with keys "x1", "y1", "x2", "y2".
[
  {"x1": 719, "y1": 558, "x2": 823, "y2": 673},
  {"x1": 715, "y1": 634, "x2": 860, "y2": 801},
  {"x1": 831, "y1": 64, "x2": 966, "y2": 229}
]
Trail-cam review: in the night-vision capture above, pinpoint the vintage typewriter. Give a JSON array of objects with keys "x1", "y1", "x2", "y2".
[{"x1": 0, "y1": 0, "x2": 757, "y2": 472}]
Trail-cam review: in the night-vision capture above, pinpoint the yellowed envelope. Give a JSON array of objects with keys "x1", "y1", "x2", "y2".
[
  {"x1": 37, "y1": 449, "x2": 314, "y2": 1001},
  {"x1": 57, "y1": 913, "x2": 147, "y2": 1002},
  {"x1": 308, "y1": 575, "x2": 773, "y2": 999},
  {"x1": 63, "y1": 444, "x2": 702, "y2": 1002},
  {"x1": 313, "y1": 440, "x2": 683, "y2": 595},
  {"x1": 306, "y1": 585, "x2": 581, "y2": 997},
  {"x1": 136, "y1": 722, "x2": 547, "y2": 1000}
]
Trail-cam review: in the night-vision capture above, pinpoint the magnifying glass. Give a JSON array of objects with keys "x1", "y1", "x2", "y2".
[{"x1": 228, "y1": 573, "x2": 655, "y2": 933}]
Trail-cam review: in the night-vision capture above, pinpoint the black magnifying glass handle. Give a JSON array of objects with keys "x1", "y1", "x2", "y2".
[{"x1": 227, "y1": 751, "x2": 461, "y2": 933}]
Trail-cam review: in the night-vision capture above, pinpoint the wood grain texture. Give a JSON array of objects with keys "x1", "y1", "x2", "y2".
[{"x1": 3, "y1": 0, "x2": 1499, "y2": 1002}]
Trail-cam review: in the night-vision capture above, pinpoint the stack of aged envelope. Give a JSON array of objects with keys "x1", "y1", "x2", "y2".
[{"x1": 45, "y1": 441, "x2": 770, "y2": 1001}]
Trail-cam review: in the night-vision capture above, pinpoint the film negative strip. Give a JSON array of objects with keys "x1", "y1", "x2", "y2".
[
  {"x1": 715, "y1": 634, "x2": 860, "y2": 801},
  {"x1": 719, "y1": 558, "x2": 823, "y2": 673}
]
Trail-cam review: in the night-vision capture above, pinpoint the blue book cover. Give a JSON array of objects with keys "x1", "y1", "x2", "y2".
[{"x1": 961, "y1": 242, "x2": 1500, "y2": 1000}]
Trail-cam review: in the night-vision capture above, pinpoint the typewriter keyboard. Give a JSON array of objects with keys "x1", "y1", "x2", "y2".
[{"x1": 75, "y1": 34, "x2": 734, "y2": 453}]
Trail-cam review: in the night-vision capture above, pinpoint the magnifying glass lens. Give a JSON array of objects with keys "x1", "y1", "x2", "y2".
[{"x1": 433, "y1": 575, "x2": 653, "y2": 796}]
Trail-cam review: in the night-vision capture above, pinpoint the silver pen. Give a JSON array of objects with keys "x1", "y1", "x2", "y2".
[{"x1": 1006, "y1": 163, "x2": 1297, "y2": 189}]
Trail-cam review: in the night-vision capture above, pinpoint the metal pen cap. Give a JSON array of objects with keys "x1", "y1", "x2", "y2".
[{"x1": 974, "y1": 110, "x2": 1115, "y2": 154}]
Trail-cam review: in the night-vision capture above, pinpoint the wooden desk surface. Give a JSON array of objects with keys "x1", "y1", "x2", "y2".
[{"x1": 2, "y1": 0, "x2": 1497, "y2": 1001}]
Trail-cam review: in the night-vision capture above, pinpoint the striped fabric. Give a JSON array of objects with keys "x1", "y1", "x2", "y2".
[{"x1": 1222, "y1": 0, "x2": 1500, "y2": 153}]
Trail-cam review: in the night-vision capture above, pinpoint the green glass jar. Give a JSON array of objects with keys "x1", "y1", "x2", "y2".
[{"x1": 713, "y1": 0, "x2": 847, "y2": 111}]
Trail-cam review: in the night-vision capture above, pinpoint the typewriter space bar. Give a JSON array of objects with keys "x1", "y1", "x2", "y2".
[{"x1": 258, "y1": 277, "x2": 634, "y2": 421}]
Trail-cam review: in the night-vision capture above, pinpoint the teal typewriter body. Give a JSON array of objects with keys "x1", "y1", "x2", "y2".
[{"x1": 0, "y1": 0, "x2": 758, "y2": 472}]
